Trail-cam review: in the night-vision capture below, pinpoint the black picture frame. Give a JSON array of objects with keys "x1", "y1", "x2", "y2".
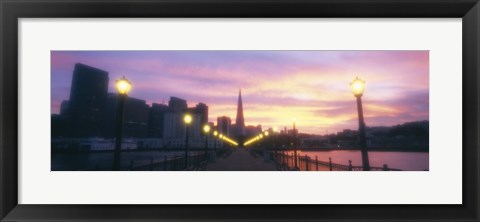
[{"x1": 1, "y1": 0, "x2": 479, "y2": 221}]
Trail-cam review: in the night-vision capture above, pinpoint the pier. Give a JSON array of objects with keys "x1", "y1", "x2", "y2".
[
  {"x1": 206, "y1": 148, "x2": 276, "y2": 171},
  {"x1": 123, "y1": 147, "x2": 403, "y2": 171}
]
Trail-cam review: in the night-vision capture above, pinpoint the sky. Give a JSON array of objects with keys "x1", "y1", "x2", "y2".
[{"x1": 51, "y1": 51, "x2": 429, "y2": 135}]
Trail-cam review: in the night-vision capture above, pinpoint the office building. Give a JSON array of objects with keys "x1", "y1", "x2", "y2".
[
  {"x1": 67, "y1": 63, "x2": 109, "y2": 137},
  {"x1": 217, "y1": 116, "x2": 232, "y2": 136},
  {"x1": 104, "y1": 93, "x2": 150, "y2": 138},
  {"x1": 148, "y1": 103, "x2": 169, "y2": 138}
]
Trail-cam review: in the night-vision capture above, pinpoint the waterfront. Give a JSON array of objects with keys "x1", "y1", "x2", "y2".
[
  {"x1": 52, "y1": 149, "x2": 428, "y2": 171},
  {"x1": 52, "y1": 150, "x2": 192, "y2": 171},
  {"x1": 291, "y1": 150, "x2": 429, "y2": 171}
]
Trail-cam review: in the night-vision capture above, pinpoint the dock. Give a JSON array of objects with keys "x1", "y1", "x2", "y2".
[{"x1": 206, "y1": 148, "x2": 277, "y2": 171}]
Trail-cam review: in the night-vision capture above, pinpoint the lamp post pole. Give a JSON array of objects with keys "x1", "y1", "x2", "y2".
[
  {"x1": 219, "y1": 134, "x2": 223, "y2": 149},
  {"x1": 351, "y1": 77, "x2": 370, "y2": 171},
  {"x1": 204, "y1": 135, "x2": 208, "y2": 158},
  {"x1": 274, "y1": 131, "x2": 278, "y2": 158},
  {"x1": 213, "y1": 131, "x2": 218, "y2": 152},
  {"x1": 184, "y1": 124, "x2": 189, "y2": 169},
  {"x1": 112, "y1": 76, "x2": 131, "y2": 171},
  {"x1": 113, "y1": 94, "x2": 126, "y2": 171},
  {"x1": 263, "y1": 131, "x2": 269, "y2": 149},
  {"x1": 258, "y1": 134, "x2": 263, "y2": 148},
  {"x1": 203, "y1": 125, "x2": 211, "y2": 161},
  {"x1": 184, "y1": 114, "x2": 192, "y2": 169},
  {"x1": 356, "y1": 95, "x2": 370, "y2": 171},
  {"x1": 293, "y1": 119, "x2": 298, "y2": 170}
]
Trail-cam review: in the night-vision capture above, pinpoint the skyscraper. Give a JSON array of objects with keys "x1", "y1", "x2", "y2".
[
  {"x1": 60, "y1": 100, "x2": 69, "y2": 116},
  {"x1": 148, "y1": 103, "x2": 169, "y2": 138},
  {"x1": 194, "y1": 103, "x2": 208, "y2": 125},
  {"x1": 235, "y1": 89, "x2": 246, "y2": 139},
  {"x1": 187, "y1": 102, "x2": 209, "y2": 126},
  {"x1": 104, "y1": 93, "x2": 150, "y2": 138},
  {"x1": 163, "y1": 97, "x2": 204, "y2": 148},
  {"x1": 68, "y1": 63, "x2": 109, "y2": 137},
  {"x1": 168, "y1": 97, "x2": 187, "y2": 112},
  {"x1": 217, "y1": 116, "x2": 232, "y2": 136}
]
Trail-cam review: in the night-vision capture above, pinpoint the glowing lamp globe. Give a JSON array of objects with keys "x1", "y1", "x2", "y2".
[
  {"x1": 203, "y1": 125, "x2": 211, "y2": 133},
  {"x1": 116, "y1": 76, "x2": 132, "y2": 95},
  {"x1": 350, "y1": 76, "x2": 366, "y2": 97},
  {"x1": 184, "y1": 114, "x2": 192, "y2": 124}
]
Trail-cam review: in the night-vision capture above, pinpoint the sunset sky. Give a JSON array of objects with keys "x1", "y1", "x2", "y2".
[{"x1": 51, "y1": 51, "x2": 429, "y2": 135}]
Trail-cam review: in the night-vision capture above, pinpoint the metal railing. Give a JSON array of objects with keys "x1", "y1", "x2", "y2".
[
  {"x1": 272, "y1": 151, "x2": 402, "y2": 171},
  {"x1": 130, "y1": 153, "x2": 209, "y2": 171},
  {"x1": 127, "y1": 148, "x2": 233, "y2": 171}
]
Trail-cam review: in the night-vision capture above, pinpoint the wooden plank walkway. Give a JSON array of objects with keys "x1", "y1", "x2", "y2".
[{"x1": 206, "y1": 148, "x2": 277, "y2": 171}]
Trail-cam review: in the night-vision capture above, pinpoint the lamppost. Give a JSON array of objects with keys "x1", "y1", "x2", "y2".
[
  {"x1": 272, "y1": 127, "x2": 279, "y2": 159},
  {"x1": 350, "y1": 76, "x2": 370, "y2": 171},
  {"x1": 213, "y1": 130, "x2": 218, "y2": 151},
  {"x1": 113, "y1": 76, "x2": 131, "y2": 171},
  {"x1": 292, "y1": 118, "x2": 298, "y2": 170},
  {"x1": 263, "y1": 131, "x2": 269, "y2": 149},
  {"x1": 273, "y1": 127, "x2": 278, "y2": 149},
  {"x1": 263, "y1": 131, "x2": 270, "y2": 161},
  {"x1": 219, "y1": 134, "x2": 223, "y2": 148},
  {"x1": 184, "y1": 114, "x2": 192, "y2": 169},
  {"x1": 203, "y1": 124, "x2": 211, "y2": 160}
]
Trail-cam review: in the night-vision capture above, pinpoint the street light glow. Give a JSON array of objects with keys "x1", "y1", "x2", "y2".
[
  {"x1": 184, "y1": 114, "x2": 192, "y2": 124},
  {"x1": 350, "y1": 76, "x2": 366, "y2": 97},
  {"x1": 264, "y1": 131, "x2": 269, "y2": 136},
  {"x1": 115, "y1": 76, "x2": 132, "y2": 95},
  {"x1": 213, "y1": 131, "x2": 218, "y2": 136},
  {"x1": 203, "y1": 125, "x2": 211, "y2": 133},
  {"x1": 217, "y1": 134, "x2": 239, "y2": 146}
]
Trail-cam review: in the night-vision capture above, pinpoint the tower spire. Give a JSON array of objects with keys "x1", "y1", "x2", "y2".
[{"x1": 235, "y1": 88, "x2": 246, "y2": 136}]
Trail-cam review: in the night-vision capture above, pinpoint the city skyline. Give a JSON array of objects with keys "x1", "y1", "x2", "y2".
[{"x1": 51, "y1": 50, "x2": 429, "y2": 135}]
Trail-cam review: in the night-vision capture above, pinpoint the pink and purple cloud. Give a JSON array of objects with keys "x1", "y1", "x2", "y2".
[{"x1": 51, "y1": 50, "x2": 429, "y2": 134}]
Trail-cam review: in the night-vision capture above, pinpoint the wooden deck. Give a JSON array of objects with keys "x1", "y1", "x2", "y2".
[{"x1": 206, "y1": 148, "x2": 277, "y2": 171}]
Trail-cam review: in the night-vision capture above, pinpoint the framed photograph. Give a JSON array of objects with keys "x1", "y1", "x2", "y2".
[
  {"x1": 1, "y1": 0, "x2": 479, "y2": 221},
  {"x1": 50, "y1": 50, "x2": 429, "y2": 172}
]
